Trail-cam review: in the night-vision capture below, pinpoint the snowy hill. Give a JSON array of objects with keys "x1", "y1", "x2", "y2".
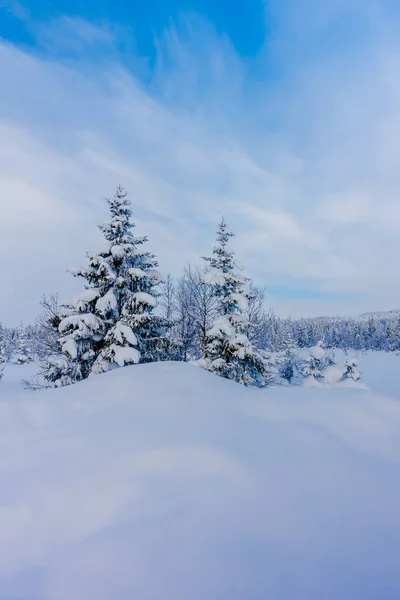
[
  {"x1": 1, "y1": 361, "x2": 400, "y2": 599},
  {"x1": 358, "y1": 309, "x2": 400, "y2": 321},
  {"x1": 301, "y1": 309, "x2": 400, "y2": 322}
]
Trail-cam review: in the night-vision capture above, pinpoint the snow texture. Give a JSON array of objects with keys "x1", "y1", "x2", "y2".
[
  {"x1": 130, "y1": 291, "x2": 158, "y2": 308},
  {"x1": 72, "y1": 288, "x2": 100, "y2": 311},
  {"x1": 127, "y1": 267, "x2": 147, "y2": 280},
  {"x1": 203, "y1": 269, "x2": 226, "y2": 286},
  {"x1": 322, "y1": 365, "x2": 343, "y2": 384},
  {"x1": 95, "y1": 289, "x2": 117, "y2": 316},
  {"x1": 59, "y1": 313, "x2": 104, "y2": 338},
  {"x1": 60, "y1": 337, "x2": 78, "y2": 359},
  {"x1": 0, "y1": 357, "x2": 400, "y2": 599},
  {"x1": 310, "y1": 342, "x2": 325, "y2": 360},
  {"x1": 112, "y1": 344, "x2": 140, "y2": 367}
]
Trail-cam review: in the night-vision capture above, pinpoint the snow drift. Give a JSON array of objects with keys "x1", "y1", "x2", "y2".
[{"x1": 1, "y1": 361, "x2": 400, "y2": 599}]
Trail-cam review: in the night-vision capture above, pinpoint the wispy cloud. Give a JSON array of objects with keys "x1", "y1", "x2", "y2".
[
  {"x1": 35, "y1": 17, "x2": 114, "y2": 52},
  {"x1": 0, "y1": 0, "x2": 29, "y2": 21},
  {"x1": 1, "y1": 3, "x2": 400, "y2": 321}
]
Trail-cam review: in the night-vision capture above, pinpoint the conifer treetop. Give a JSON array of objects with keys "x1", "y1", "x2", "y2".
[
  {"x1": 98, "y1": 185, "x2": 147, "y2": 248},
  {"x1": 203, "y1": 218, "x2": 251, "y2": 316}
]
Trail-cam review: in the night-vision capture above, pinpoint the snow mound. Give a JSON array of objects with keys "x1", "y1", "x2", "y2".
[
  {"x1": 322, "y1": 365, "x2": 343, "y2": 384},
  {"x1": 310, "y1": 342, "x2": 325, "y2": 360},
  {"x1": 302, "y1": 374, "x2": 322, "y2": 387},
  {"x1": 1, "y1": 362, "x2": 400, "y2": 599}
]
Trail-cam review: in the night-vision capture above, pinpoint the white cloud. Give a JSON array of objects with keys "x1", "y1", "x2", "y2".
[
  {"x1": 318, "y1": 193, "x2": 373, "y2": 225},
  {"x1": 1, "y1": 6, "x2": 400, "y2": 321},
  {"x1": 35, "y1": 17, "x2": 115, "y2": 52}
]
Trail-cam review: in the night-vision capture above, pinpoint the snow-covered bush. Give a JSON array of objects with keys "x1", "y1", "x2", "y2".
[
  {"x1": 301, "y1": 346, "x2": 362, "y2": 388},
  {"x1": 301, "y1": 341, "x2": 336, "y2": 386},
  {"x1": 321, "y1": 365, "x2": 344, "y2": 385},
  {"x1": 42, "y1": 354, "x2": 82, "y2": 389},
  {"x1": 341, "y1": 359, "x2": 360, "y2": 382},
  {"x1": 302, "y1": 341, "x2": 325, "y2": 383}
]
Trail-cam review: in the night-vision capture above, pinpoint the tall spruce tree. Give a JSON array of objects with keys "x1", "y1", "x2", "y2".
[
  {"x1": 51, "y1": 186, "x2": 168, "y2": 386},
  {"x1": 200, "y1": 218, "x2": 267, "y2": 386}
]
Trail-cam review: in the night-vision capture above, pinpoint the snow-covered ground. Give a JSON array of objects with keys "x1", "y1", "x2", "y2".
[
  {"x1": 354, "y1": 351, "x2": 400, "y2": 398},
  {"x1": 1, "y1": 354, "x2": 400, "y2": 599}
]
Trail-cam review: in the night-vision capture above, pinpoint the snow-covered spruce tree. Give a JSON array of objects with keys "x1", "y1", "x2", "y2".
[
  {"x1": 302, "y1": 340, "x2": 335, "y2": 385},
  {"x1": 13, "y1": 323, "x2": 32, "y2": 365},
  {"x1": 278, "y1": 328, "x2": 298, "y2": 384},
  {"x1": 0, "y1": 323, "x2": 6, "y2": 380},
  {"x1": 296, "y1": 319, "x2": 309, "y2": 348},
  {"x1": 199, "y1": 218, "x2": 267, "y2": 386},
  {"x1": 51, "y1": 186, "x2": 168, "y2": 386}
]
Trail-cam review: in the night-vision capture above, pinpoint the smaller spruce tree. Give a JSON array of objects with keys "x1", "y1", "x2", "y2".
[
  {"x1": 278, "y1": 329, "x2": 298, "y2": 384},
  {"x1": 303, "y1": 341, "x2": 326, "y2": 382},
  {"x1": 13, "y1": 324, "x2": 32, "y2": 365},
  {"x1": 0, "y1": 323, "x2": 6, "y2": 380},
  {"x1": 200, "y1": 218, "x2": 267, "y2": 386}
]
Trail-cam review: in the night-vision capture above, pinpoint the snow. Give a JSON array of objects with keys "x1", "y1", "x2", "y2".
[
  {"x1": 72, "y1": 288, "x2": 100, "y2": 311},
  {"x1": 59, "y1": 313, "x2": 104, "y2": 336},
  {"x1": 95, "y1": 289, "x2": 117, "y2": 315},
  {"x1": 203, "y1": 269, "x2": 225, "y2": 285},
  {"x1": 0, "y1": 363, "x2": 38, "y2": 394},
  {"x1": 146, "y1": 268, "x2": 163, "y2": 281},
  {"x1": 112, "y1": 321, "x2": 137, "y2": 346},
  {"x1": 355, "y1": 351, "x2": 400, "y2": 396},
  {"x1": 322, "y1": 365, "x2": 343, "y2": 384},
  {"x1": 60, "y1": 337, "x2": 78, "y2": 359},
  {"x1": 112, "y1": 345, "x2": 140, "y2": 366},
  {"x1": 67, "y1": 266, "x2": 85, "y2": 276},
  {"x1": 230, "y1": 292, "x2": 249, "y2": 311},
  {"x1": 310, "y1": 342, "x2": 325, "y2": 360},
  {"x1": 302, "y1": 374, "x2": 322, "y2": 387},
  {"x1": 231, "y1": 333, "x2": 252, "y2": 359},
  {"x1": 233, "y1": 259, "x2": 244, "y2": 271},
  {"x1": 127, "y1": 267, "x2": 147, "y2": 279},
  {"x1": 0, "y1": 355, "x2": 400, "y2": 599},
  {"x1": 131, "y1": 292, "x2": 158, "y2": 307},
  {"x1": 110, "y1": 244, "x2": 125, "y2": 257},
  {"x1": 207, "y1": 315, "x2": 235, "y2": 338}
]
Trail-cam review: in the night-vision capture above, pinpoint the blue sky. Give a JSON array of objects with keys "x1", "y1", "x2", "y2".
[
  {"x1": 1, "y1": 0, "x2": 400, "y2": 322},
  {"x1": 0, "y1": 0, "x2": 267, "y2": 60}
]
